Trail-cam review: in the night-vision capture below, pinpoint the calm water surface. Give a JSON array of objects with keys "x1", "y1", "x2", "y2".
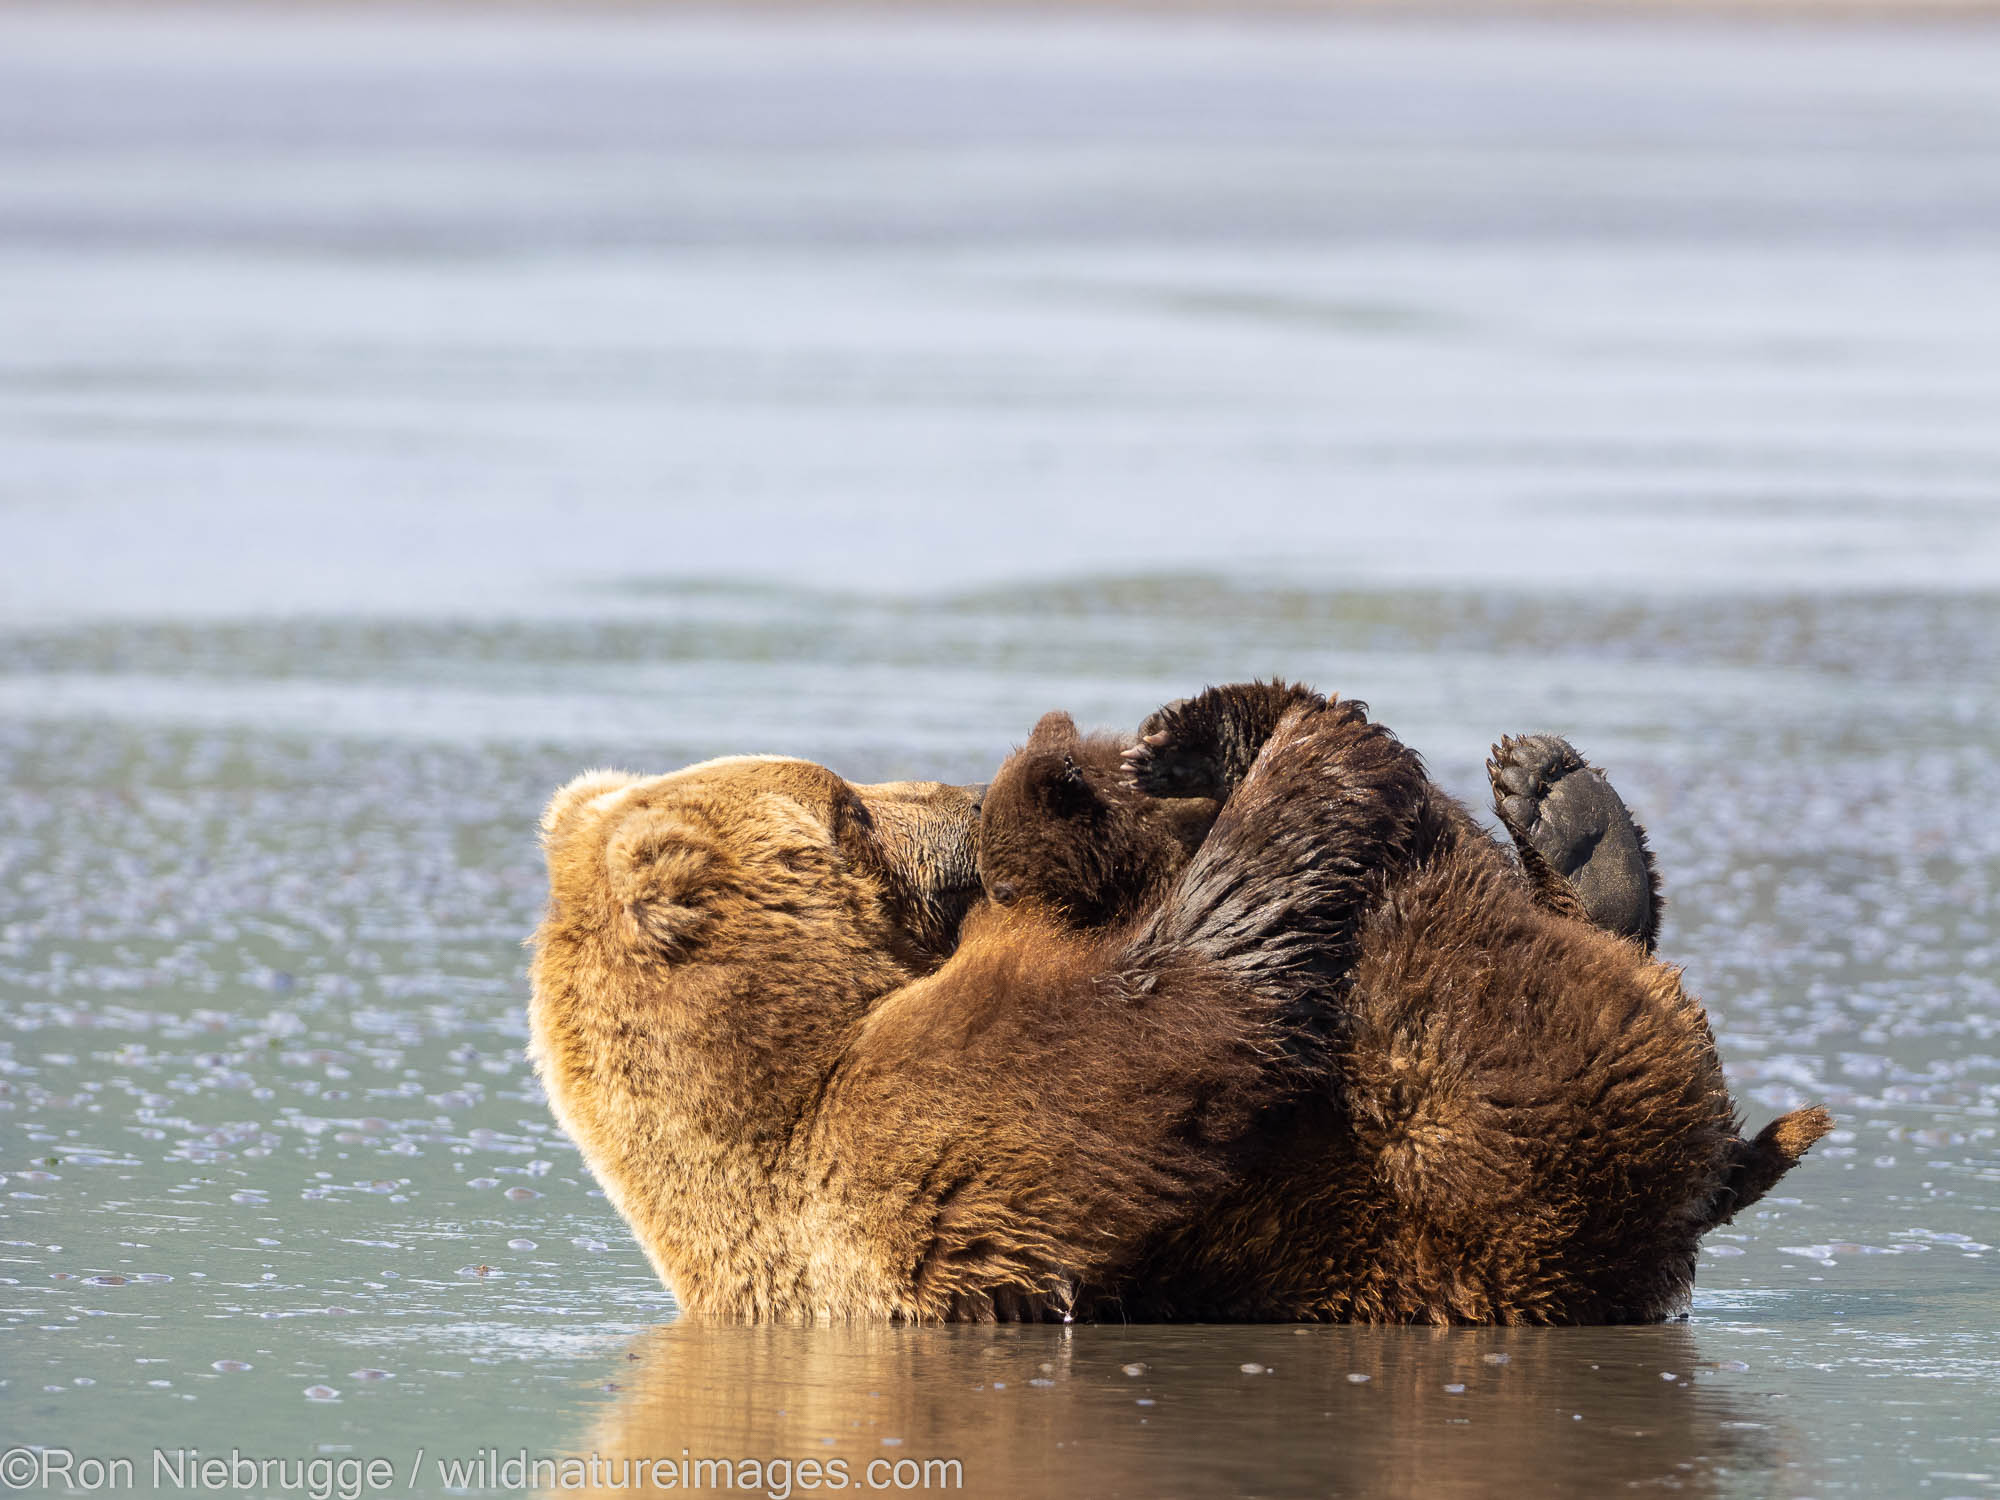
[{"x1": 3, "y1": 8, "x2": 1999, "y2": 1497}]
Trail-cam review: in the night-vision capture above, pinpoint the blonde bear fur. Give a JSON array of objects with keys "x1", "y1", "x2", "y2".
[{"x1": 529, "y1": 754, "x2": 1330, "y2": 1320}]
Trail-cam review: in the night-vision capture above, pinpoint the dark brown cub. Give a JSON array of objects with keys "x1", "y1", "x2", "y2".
[{"x1": 978, "y1": 710, "x2": 1214, "y2": 927}]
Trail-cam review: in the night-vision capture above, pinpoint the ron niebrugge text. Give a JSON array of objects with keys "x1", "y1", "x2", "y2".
[{"x1": 0, "y1": 1448, "x2": 965, "y2": 1497}]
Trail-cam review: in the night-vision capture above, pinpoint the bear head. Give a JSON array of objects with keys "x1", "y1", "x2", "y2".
[
  {"x1": 528, "y1": 756, "x2": 985, "y2": 1297},
  {"x1": 978, "y1": 711, "x2": 1217, "y2": 930},
  {"x1": 537, "y1": 756, "x2": 983, "y2": 972}
]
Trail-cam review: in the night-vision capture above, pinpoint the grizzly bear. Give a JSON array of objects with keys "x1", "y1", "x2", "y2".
[
  {"x1": 530, "y1": 754, "x2": 1351, "y2": 1320},
  {"x1": 975, "y1": 708, "x2": 1219, "y2": 926},
  {"x1": 977, "y1": 682, "x2": 1829, "y2": 1321},
  {"x1": 527, "y1": 693, "x2": 1827, "y2": 1323}
]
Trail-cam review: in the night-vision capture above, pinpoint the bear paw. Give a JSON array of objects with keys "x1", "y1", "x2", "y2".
[
  {"x1": 1488, "y1": 733, "x2": 1658, "y2": 946},
  {"x1": 1122, "y1": 697, "x2": 1226, "y2": 801},
  {"x1": 1488, "y1": 734, "x2": 1590, "y2": 850}
]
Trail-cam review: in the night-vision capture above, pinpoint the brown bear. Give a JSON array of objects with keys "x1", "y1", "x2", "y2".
[
  {"x1": 977, "y1": 682, "x2": 1829, "y2": 1322},
  {"x1": 530, "y1": 753, "x2": 1362, "y2": 1320},
  {"x1": 975, "y1": 708, "x2": 1219, "y2": 926},
  {"x1": 527, "y1": 693, "x2": 1827, "y2": 1324}
]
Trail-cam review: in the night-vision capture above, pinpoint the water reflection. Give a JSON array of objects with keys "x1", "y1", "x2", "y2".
[{"x1": 568, "y1": 1320, "x2": 1792, "y2": 1499}]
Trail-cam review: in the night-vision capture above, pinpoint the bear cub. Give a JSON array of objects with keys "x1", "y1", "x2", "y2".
[
  {"x1": 978, "y1": 709, "x2": 1217, "y2": 928},
  {"x1": 983, "y1": 685, "x2": 1662, "y2": 947}
]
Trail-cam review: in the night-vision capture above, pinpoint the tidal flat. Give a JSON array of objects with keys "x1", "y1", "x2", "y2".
[
  {"x1": 4, "y1": 6, "x2": 2000, "y2": 1496},
  {"x1": 4, "y1": 587, "x2": 1999, "y2": 1496}
]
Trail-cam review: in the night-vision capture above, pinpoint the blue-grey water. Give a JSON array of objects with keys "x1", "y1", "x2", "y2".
[{"x1": 3, "y1": 6, "x2": 1999, "y2": 1497}]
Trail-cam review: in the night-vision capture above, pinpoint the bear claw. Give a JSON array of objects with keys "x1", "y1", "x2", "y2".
[
  {"x1": 1124, "y1": 705, "x2": 1221, "y2": 799},
  {"x1": 1488, "y1": 733, "x2": 1589, "y2": 827}
]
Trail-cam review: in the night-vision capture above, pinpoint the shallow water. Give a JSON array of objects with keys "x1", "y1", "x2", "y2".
[{"x1": 4, "y1": 7, "x2": 2000, "y2": 1498}]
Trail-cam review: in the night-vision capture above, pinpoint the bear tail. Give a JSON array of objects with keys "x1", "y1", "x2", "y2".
[{"x1": 1701, "y1": 1106, "x2": 1835, "y2": 1230}]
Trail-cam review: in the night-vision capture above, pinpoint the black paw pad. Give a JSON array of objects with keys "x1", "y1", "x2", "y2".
[
  {"x1": 1487, "y1": 733, "x2": 1588, "y2": 842},
  {"x1": 1488, "y1": 734, "x2": 1657, "y2": 945}
]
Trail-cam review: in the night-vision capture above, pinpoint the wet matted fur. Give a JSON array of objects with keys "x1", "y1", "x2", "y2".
[{"x1": 983, "y1": 681, "x2": 1829, "y2": 1322}]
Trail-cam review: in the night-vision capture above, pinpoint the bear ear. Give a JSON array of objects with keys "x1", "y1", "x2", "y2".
[
  {"x1": 1035, "y1": 752, "x2": 1101, "y2": 819},
  {"x1": 540, "y1": 768, "x2": 637, "y2": 843},
  {"x1": 605, "y1": 806, "x2": 722, "y2": 954},
  {"x1": 1025, "y1": 710, "x2": 1080, "y2": 751}
]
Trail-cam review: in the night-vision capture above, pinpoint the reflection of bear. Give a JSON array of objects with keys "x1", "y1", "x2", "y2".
[
  {"x1": 559, "y1": 1319, "x2": 1792, "y2": 1499},
  {"x1": 979, "y1": 683, "x2": 1829, "y2": 1322}
]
